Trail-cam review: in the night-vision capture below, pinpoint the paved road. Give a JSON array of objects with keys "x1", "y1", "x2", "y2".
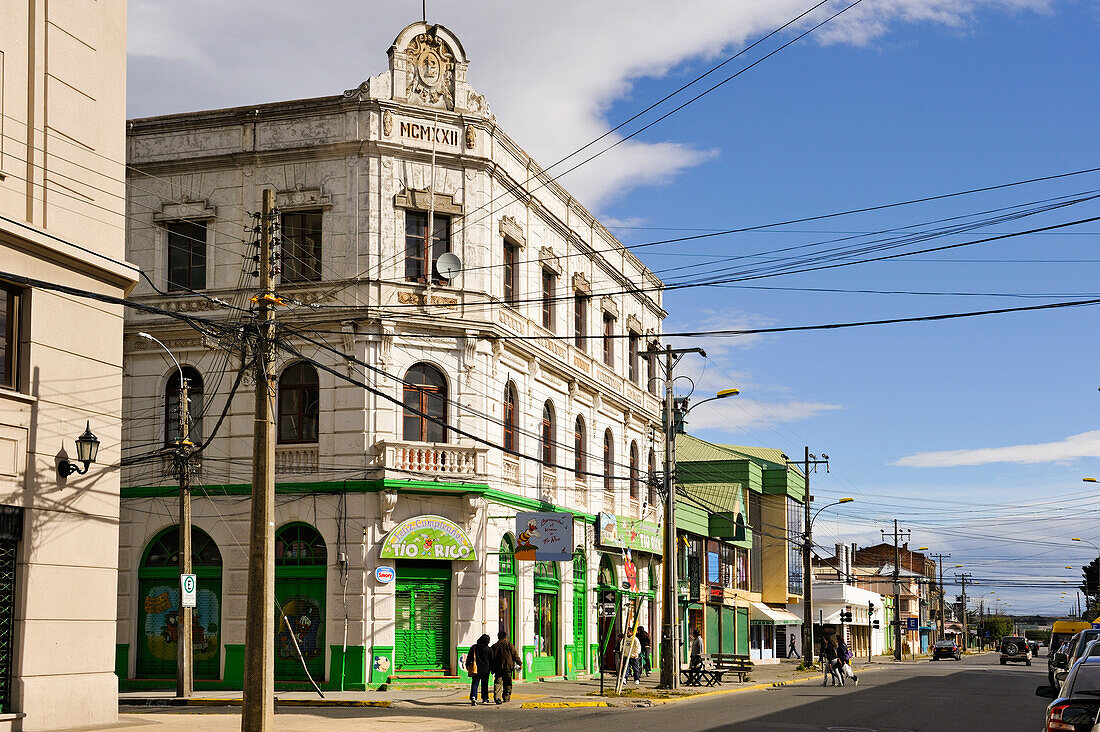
[{"x1": 121, "y1": 653, "x2": 1050, "y2": 731}]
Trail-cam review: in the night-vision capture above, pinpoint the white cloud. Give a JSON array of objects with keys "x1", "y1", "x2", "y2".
[
  {"x1": 894, "y1": 430, "x2": 1100, "y2": 468},
  {"x1": 126, "y1": 0, "x2": 1053, "y2": 208}
]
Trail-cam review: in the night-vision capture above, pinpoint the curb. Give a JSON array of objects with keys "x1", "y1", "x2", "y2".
[
  {"x1": 119, "y1": 698, "x2": 393, "y2": 708},
  {"x1": 648, "y1": 664, "x2": 891, "y2": 705},
  {"x1": 521, "y1": 701, "x2": 611, "y2": 708}
]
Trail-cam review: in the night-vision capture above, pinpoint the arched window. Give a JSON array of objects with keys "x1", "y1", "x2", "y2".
[
  {"x1": 598, "y1": 553, "x2": 616, "y2": 587},
  {"x1": 541, "y1": 400, "x2": 555, "y2": 465},
  {"x1": 165, "y1": 366, "x2": 204, "y2": 445},
  {"x1": 574, "y1": 416, "x2": 586, "y2": 478},
  {"x1": 142, "y1": 525, "x2": 222, "y2": 567},
  {"x1": 629, "y1": 441, "x2": 639, "y2": 500},
  {"x1": 274, "y1": 522, "x2": 327, "y2": 566},
  {"x1": 278, "y1": 362, "x2": 319, "y2": 444},
  {"x1": 403, "y1": 363, "x2": 447, "y2": 443},
  {"x1": 603, "y1": 429, "x2": 614, "y2": 494},
  {"x1": 503, "y1": 382, "x2": 518, "y2": 452},
  {"x1": 648, "y1": 448, "x2": 657, "y2": 507}
]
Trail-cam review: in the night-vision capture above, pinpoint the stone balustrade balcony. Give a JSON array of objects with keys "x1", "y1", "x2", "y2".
[
  {"x1": 373, "y1": 440, "x2": 488, "y2": 479},
  {"x1": 275, "y1": 444, "x2": 319, "y2": 475}
]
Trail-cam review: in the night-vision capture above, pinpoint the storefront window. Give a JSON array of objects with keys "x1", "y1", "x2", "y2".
[
  {"x1": 736, "y1": 547, "x2": 749, "y2": 590},
  {"x1": 534, "y1": 593, "x2": 555, "y2": 657}
]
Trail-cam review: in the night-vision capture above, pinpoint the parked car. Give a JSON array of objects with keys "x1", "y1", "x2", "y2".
[
  {"x1": 1000, "y1": 635, "x2": 1032, "y2": 666},
  {"x1": 1036, "y1": 656, "x2": 1100, "y2": 732},
  {"x1": 1031, "y1": 640, "x2": 1043, "y2": 656},
  {"x1": 1051, "y1": 622, "x2": 1096, "y2": 686},
  {"x1": 932, "y1": 639, "x2": 961, "y2": 661},
  {"x1": 1054, "y1": 630, "x2": 1100, "y2": 687}
]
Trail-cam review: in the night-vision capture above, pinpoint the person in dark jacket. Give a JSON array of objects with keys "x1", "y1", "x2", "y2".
[
  {"x1": 467, "y1": 634, "x2": 492, "y2": 705},
  {"x1": 836, "y1": 638, "x2": 858, "y2": 685},
  {"x1": 637, "y1": 627, "x2": 652, "y2": 676},
  {"x1": 491, "y1": 630, "x2": 522, "y2": 704},
  {"x1": 821, "y1": 639, "x2": 842, "y2": 687}
]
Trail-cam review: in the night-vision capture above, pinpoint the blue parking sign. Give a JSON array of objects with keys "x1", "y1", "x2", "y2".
[{"x1": 906, "y1": 617, "x2": 919, "y2": 631}]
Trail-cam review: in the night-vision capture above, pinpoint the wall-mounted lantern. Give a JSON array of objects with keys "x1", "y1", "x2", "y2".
[{"x1": 58, "y1": 421, "x2": 100, "y2": 477}]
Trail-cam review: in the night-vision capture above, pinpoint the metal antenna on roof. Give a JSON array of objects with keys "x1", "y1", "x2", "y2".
[{"x1": 422, "y1": 0, "x2": 427, "y2": 22}]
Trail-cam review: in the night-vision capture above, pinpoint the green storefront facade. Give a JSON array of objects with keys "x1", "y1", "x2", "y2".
[{"x1": 117, "y1": 478, "x2": 663, "y2": 691}]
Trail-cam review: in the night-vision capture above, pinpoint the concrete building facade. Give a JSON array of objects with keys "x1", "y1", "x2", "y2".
[
  {"x1": 117, "y1": 23, "x2": 666, "y2": 690},
  {"x1": 0, "y1": 2, "x2": 132, "y2": 729}
]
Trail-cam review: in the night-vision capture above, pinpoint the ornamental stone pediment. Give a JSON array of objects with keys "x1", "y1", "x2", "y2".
[{"x1": 154, "y1": 199, "x2": 216, "y2": 222}]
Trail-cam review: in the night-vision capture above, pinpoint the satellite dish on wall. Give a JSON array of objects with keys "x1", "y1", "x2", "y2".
[{"x1": 436, "y1": 252, "x2": 462, "y2": 281}]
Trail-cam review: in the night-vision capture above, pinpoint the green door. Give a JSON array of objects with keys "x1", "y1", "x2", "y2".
[
  {"x1": 275, "y1": 574, "x2": 326, "y2": 681},
  {"x1": 737, "y1": 608, "x2": 750, "y2": 655},
  {"x1": 706, "y1": 604, "x2": 720, "y2": 654},
  {"x1": 721, "y1": 606, "x2": 736, "y2": 654},
  {"x1": 572, "y1": 554, "x2": 586, "y2": 672},
  {"x1": 274, "y1": 523, "x2": 327, "y2": 682},
  {"x1": 395, "y1": 579, "x2": 450, "y2": 670}
]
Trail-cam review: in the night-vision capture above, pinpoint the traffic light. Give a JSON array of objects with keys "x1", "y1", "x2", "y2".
[
  {"x1": 872, "y1": 620, "x2": 881, "y2": 629},
  {"x1": 840, "y1": 610, "x2": 853, "y2": 623}
]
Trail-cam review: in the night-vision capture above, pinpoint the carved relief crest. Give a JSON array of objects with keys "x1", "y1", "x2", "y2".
[
  {"x1": 406, "y1": 33, "x2": 455, "y2": 109},
  {"x1": 382, "y1": 110, "x2": 394, "y2": 137},
  {"x1": 465, "y1": 124, "x2": 475, "y2": 150}
]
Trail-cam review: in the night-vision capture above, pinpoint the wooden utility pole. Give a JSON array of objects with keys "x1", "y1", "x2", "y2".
[
  {"x1": 956, "y1": 572, "x2": 972, "y2": 653},
  {"x1": 242, "y1": 190, "x2": 277, "y2": 732},
  {"x1": 882, "y1": 519, "x2": 911, "y2": 661},
  {"x1": 800, "y1": 448, "x2": 829, "y2": 664},
  {"x1": 640, "y1": 343, "x2": 704, "y2": 691},
  {"x1": 930, "y1": 552, "x2": 951, "y2": 643},
  {"x1": 176, "y1": 378, "x2": 193, "y2": 698}
]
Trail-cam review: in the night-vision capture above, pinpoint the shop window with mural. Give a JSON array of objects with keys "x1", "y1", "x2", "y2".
[
  {"x1": 274, "y1": 522, "x2": 327, "y2": 682},
  {"x1": 137, "y1": 526, "x2": 222, "y2": 679}
]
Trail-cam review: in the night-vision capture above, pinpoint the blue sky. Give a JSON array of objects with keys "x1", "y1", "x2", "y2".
[{"x1": 127, "y1": 0, "x2": 1100, "y2": 614}]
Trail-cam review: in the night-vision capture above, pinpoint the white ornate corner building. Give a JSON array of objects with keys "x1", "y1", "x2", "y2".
[{"x1": 118, "y1": 22, "x2": 666, "y2": 690}]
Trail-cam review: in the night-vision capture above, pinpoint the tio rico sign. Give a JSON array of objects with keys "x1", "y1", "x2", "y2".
[{"x1": 380, "y1": 515, "x2": 476, "y2": 561}]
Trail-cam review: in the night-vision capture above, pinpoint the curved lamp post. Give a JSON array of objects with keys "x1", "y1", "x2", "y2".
[
  {"x1": 659, "y1": 386, "x2": 739, "y2": 690},
  {"x1": 802, "y1": 497, "x2": 854, "y2": 662}
]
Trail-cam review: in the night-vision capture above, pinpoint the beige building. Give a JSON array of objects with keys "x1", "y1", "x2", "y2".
[
  {"x1": 0, "y1": 2, "x2": 132, "y2": 730},
  {"x1": 118, "y1": 22, "x2": 665, "y2": 690}
]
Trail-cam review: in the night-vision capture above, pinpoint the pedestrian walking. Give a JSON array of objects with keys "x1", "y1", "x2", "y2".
[
  {"x1": 689, "y1": 626, "x2": 704, "y2": 670},
  {"x1": 821, "y1": 638, "x2": 843, "y2": 687},
  {"x1": 466, "y1": 634, "x2": 492, "y2": 705},
  {"x1": 627, "y1": 630, "x2": 642, "y2": 685},
  {"x1": 787, "y1": 634, "x2": 800, "y2": 659},
  {"x1": 637, "y1": 627, "x2": 652, "y2": 676},
  {"x1": 490, "y1": 630, "x2": 522, "y2": 704},
  {"x1": 836, "y1": 638, "x2": 858, "y2": 686}
]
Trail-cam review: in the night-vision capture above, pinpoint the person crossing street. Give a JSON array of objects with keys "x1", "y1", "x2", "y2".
[{"x1": 491, "y1": 630, "x2": 522, "y2": 705}]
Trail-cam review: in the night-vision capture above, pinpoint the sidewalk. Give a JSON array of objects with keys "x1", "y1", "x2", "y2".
[
  {"x1": 72, "y1": 715, "x2": 482, "y2": 732},
  {"x1": 118, "y1": 658, "x2": 900, "y2": 711}
]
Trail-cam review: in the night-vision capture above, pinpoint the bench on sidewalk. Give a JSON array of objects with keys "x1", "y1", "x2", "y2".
[
  {"x1": 709, "y1": 653, "x2": 753, "y2": 683},
  {"x1": 680, "y1": 654, "x2": 754, "y2": 686}
]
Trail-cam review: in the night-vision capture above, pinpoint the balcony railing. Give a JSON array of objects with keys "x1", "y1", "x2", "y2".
[
  {"x1": 275, "y1": 444, "x2": 319, "y2": 474},
  {"x1": 374, "y1": 440, "x2": 488, "y2": 478}
]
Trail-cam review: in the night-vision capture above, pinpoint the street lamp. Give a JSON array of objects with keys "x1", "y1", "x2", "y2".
[
  {"x1": 137, "y1": 331, "x2": 195, "y2": 698},
  {"x1": 658, "y1": 385, "x2": 739, "y2": 690},
  {"x1": 802, "y1": 496, "x2": 855, "y2": 663},
  {"x1": 1084, "y1": 478, "x2": 1097, "y2": 483},
  {"x1": 56, "y1": 421, "x2": 100, "y2": 477}
]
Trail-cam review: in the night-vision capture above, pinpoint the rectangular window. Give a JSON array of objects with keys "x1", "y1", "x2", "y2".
[
  {"x1": 787, "y1": 497, "x2": 804, "y2": 596},
  {"x1": 503, "y1": 241, "x2": 518, "y2": 305},
  {"x1": 0, "y1": 286, "x2": 20, "y2": 390},
  {"x1": 166, "y1": 220, "x2": 207, "y2": 291},
  {"x1": 541, "y1": 269, "x2": 556, "y2": 331},
  {"x1": 280, "y1": 210, "x2": 322, "y2": 282},
  {"x1": 574, "y1": 293, "x2": 587, "y2": 351},
  {"x1": 602, "y1": 313, "x2": 615, "y2": 367},
  {"x1": 648, "y1": 353, "x2": 658, "y2": 395},
  {"x1": 628, "y1": 331, "x2": 639, "y2": 383},
  {"x1": 749, "y1": 491, "x2": 763, "y2": 593},
  {"x1": 405, "y1": 211, "x2": 451, "y2": 284}
]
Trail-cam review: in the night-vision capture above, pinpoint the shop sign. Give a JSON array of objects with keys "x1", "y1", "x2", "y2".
[
  {"x1": 515, "y1": 512, "x2": 574, "y2": 561},
  {"x1": 380, "y1": 515, "x2": 476, "y2": 561},
  {"x1": 599, "y1": 603, "x2": 617, "y2": 618},
  {"x1": 374, "y1": 566, "x2": 395, "y2": 583},
  {"x1": 596, "y1": 513, "x2": 662, "y2": 554}
]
